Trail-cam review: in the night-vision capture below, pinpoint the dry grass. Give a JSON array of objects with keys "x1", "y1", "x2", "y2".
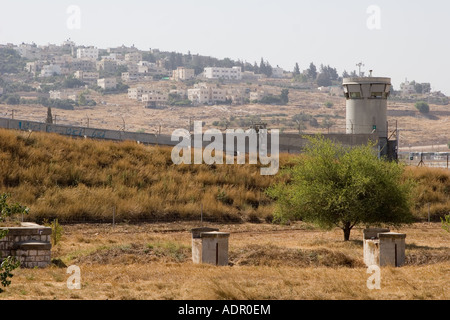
[
  {"x1": 0, "y1": 222, "x2": 448, "y2": 300},
  {"x1": 0, "y1": 128, "x2": 289, "y2": 223},
  {"x1": 0, "y1": 128, "x2": 448, "y2": 223}
]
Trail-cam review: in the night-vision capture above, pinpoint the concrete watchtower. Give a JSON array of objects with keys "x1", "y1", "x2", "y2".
[{"x1": 343, "y1": 77, "x2": 391, "y2": 140}]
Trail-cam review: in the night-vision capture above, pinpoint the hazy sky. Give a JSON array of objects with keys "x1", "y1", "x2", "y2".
[{"x1": 1, "y1": 0, "x2": 449, "y2": 94}]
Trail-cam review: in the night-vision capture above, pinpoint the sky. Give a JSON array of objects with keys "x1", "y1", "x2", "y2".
[{"x1": 1, "y1": 0, "x2": 449, "y2": 94}]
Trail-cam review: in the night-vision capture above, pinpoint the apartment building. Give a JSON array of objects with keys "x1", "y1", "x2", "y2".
[
  {"x1": 40, "y1": 64, "x2": 62, "y2": 77},
  {"x1": 141, "y1": 91, "x2": 169, "y2": 107},
  {"x1": 74, "y1": 70, "x2": 99, "y2": 84},
  {"x1": 77, "y1": 47, "x2": 99, "y2": 60},
  {"x1": 203, "y1": 66, "x2": 242, "y2": 81},
  {"x1": 25, "y1": 61, "x2": 45, "y2": 76},
  {"x1": 96, "y1": 59, "x2": 118, "y2": 73},
  {"x1": 122, "y1": 72, "x2": 140, "y2": 82},
  {"x1": 271, "y1": 67, "x2": 284, "y2": 78},
  {"x1": 400, "y1": 79, "x2": 416, "y2": 96},
  {"x1": 125, "y1": 52, "x2": 143, "y2": 63},
  {"x1": 128, "y1": 86, "x2": 160, "y2": 100},
  {"x1": 97, "y1": 78, "x2": 117, "y2": 90},
  {"x1": 188, "y1": 83, "x2": 227, "y2": 105},
  {"x1": 49, "y1": 89, "x2": 82, "y2": 100},
  {"x1": 226, "y1": 88, "x2": 246, "y2": 105},
  {"x1": 250, "y1": 90, "x2": 269, "y2": 101},
  {"x1": 172, "y1": 67, "x2": 195, "y2": 81},
  {"x1": 15, "y1": 43, "x2": 42, "y2": 60},
  {"x1": 70, "y1": 59, "x2": 96, "y2": 72}
]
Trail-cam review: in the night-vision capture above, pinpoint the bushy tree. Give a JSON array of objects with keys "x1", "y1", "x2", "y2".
[
  {"x1": 268, "y1": 136, "x2": 415, "y2": 241},
  {"x1": 307, "y1": 62, "x2": 317, "y2": 80},
  {"x1": 316, "y1": 72, "x2": 332, "y2": 87},
  {"x1": 415, "y1": 101, "x2": 430, "y2": 114},
  {"x1": 294, "y1": 63, "x2": 300, "y2": 76},
  {"x1": 46, "y1": 107, "x2": 53, "y2": 124},
  {"x1": 280, "y1": 89, "x2": 289, "y2": 104}
]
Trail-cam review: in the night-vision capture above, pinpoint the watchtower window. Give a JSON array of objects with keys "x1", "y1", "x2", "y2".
[
  {"x1": 370, "y1": 92, "x2": 384, "y2": 99},
  {"x1": 350, "y1": 92, "x2": 361, "y2": 99}
]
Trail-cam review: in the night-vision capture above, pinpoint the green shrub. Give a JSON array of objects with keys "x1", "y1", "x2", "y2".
[{"x1": 415, "y1": 101, "x2": 430, "y2": 114}]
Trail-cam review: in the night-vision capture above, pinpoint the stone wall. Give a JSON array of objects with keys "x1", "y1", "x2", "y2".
[{"x1": 0, "y1": 223, "x2": 52, "y2": 268}]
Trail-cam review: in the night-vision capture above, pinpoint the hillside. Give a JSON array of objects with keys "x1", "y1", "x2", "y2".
[
  {"x1": 1, "y1": 86, "x2": 448, "y2": 148},
  {"x1": 0, "y1": 128, "x2": 448, "y2": 223}
]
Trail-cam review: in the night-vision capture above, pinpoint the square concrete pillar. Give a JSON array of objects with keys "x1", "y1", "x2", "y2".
[
  {"x1": 363, "y1": 229, "x2": 406, "y2": 267},
  {"x1": 379, "y1": 232, "x2": 406, "y2": 267},
  {"x1": 363, "y1": 228, "x2": 390, "y2": 267},
  {"x1": 200, "y1": 232, "x2": 230, "y2": 266},
  {"x1": 191, "y1": 228, "x2": 219, "y2": 265}
]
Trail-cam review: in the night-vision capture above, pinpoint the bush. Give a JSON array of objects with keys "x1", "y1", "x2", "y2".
[
  {"x1": 442, "y1": 215, "x2": 450, "y2": 233},
  {"x1": 0, "y1": 194, "x2": 28, "y2": 293},
  {"x1": 44, "y1": 219, "x2": 63, "y2": 246},
  {"x1": 415, "y1": 101, "x2": 430, "y2": 114}
]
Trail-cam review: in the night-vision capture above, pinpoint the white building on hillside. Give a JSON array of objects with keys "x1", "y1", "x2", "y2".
[
  {"x1": 77, "y1": 47, "x2": 99, "y2": 60},
  {"x1": 172, "y1": 67, "x2": 195, "y2": 81},
  {"x1": 40, "y1": 64, "x2": 61, "y2": 77},
  {"x1": 188, "y1": 83, "x2": 228, "y2": 105},
  {"x1": 203, "y1": 67, "x2": 242, "y2": 81},
  {"x1": 400, "y1": 79, "x2": 416, "y2": 96},
  {"x1": 97, "y1": 78, "x2": 117, "y2": 90}
]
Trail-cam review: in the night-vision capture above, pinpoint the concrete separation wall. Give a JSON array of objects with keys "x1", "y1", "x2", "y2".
[{"x1": 0, "y1": 117, "x2": 378, "y2": 154}]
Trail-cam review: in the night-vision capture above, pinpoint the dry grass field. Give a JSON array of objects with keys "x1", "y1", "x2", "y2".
[{"x1": 0, "y1": 221, "x2": 448, "y2": 300}]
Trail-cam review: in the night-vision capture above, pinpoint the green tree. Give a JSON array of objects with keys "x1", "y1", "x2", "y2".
[
  {"x1": 307, "y1": 62, "x2": 317, "y2": 80},
  {"x1": 294, "y1": 63, "x2": 300, "y2": 76},
  {"x1": 46, "y1": 107, "x2": 53, "y2": 124},
  {"x1": 442, "y1": 215, "x2": 450, "y2": 233},
  {"x1": 415, "y1": 101, "x2": 430, "y2": 114},
  {"x1": 316, "y1": 72, "x2": 332, "y2": 87},
  {"x1": 321, "y1": 116, "x2": 336, "y2": 133},
  {"x1": 280, "y1": 89, "x2": 289, "y2": 104},
  {"x1": 268, "y1": 136, "x2": 414, "y2": 241}
]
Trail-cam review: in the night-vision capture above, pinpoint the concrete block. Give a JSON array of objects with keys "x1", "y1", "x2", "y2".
[
  {"x1": 363, "y1": 228, "x2": 390, "y2": 240},
  {"x1": 200, "y1": 232, "x2": 230, "y2": 267},
  {"x1": 191, "y1": 229, "x2": 230, "y2": 266},
  {"x1": 379, "y1": 232, "x2": 406, "y2": 267}
]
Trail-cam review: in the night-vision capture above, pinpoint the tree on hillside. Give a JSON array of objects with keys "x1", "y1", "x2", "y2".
[
  {"x1": 294, "y1": 63, "x2": 300, "y2": 76},
  {"x1": 307, "y1": 62, "x2": 317, "y2": 80},
  {"x1": 320, "y1": 116, "x2": 336, "y2": 133},
  {"x1": 46, "y1": 107, "x2": 53, "y2": 124},
  {"x1": 316, "y1": 72, "x2": 332, "y2": 87},
  {"x1": 280, "y1": 89, "x2": 289, "y2": 105},
  {"x1": 268, "y1": 136, "x2": 414, "y2": 241},
  {"x1": 415, "y1": 101, "x2": 430, "y2": 114}
]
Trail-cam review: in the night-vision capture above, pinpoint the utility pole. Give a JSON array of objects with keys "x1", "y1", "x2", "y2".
[{"x1": 356, "y1": 62, "x2": 365, "y2": 77}]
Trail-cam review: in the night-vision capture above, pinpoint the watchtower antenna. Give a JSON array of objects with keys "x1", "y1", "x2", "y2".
[{"x1": 356, "y1": 62, "x2": 365, "y2": 77}]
